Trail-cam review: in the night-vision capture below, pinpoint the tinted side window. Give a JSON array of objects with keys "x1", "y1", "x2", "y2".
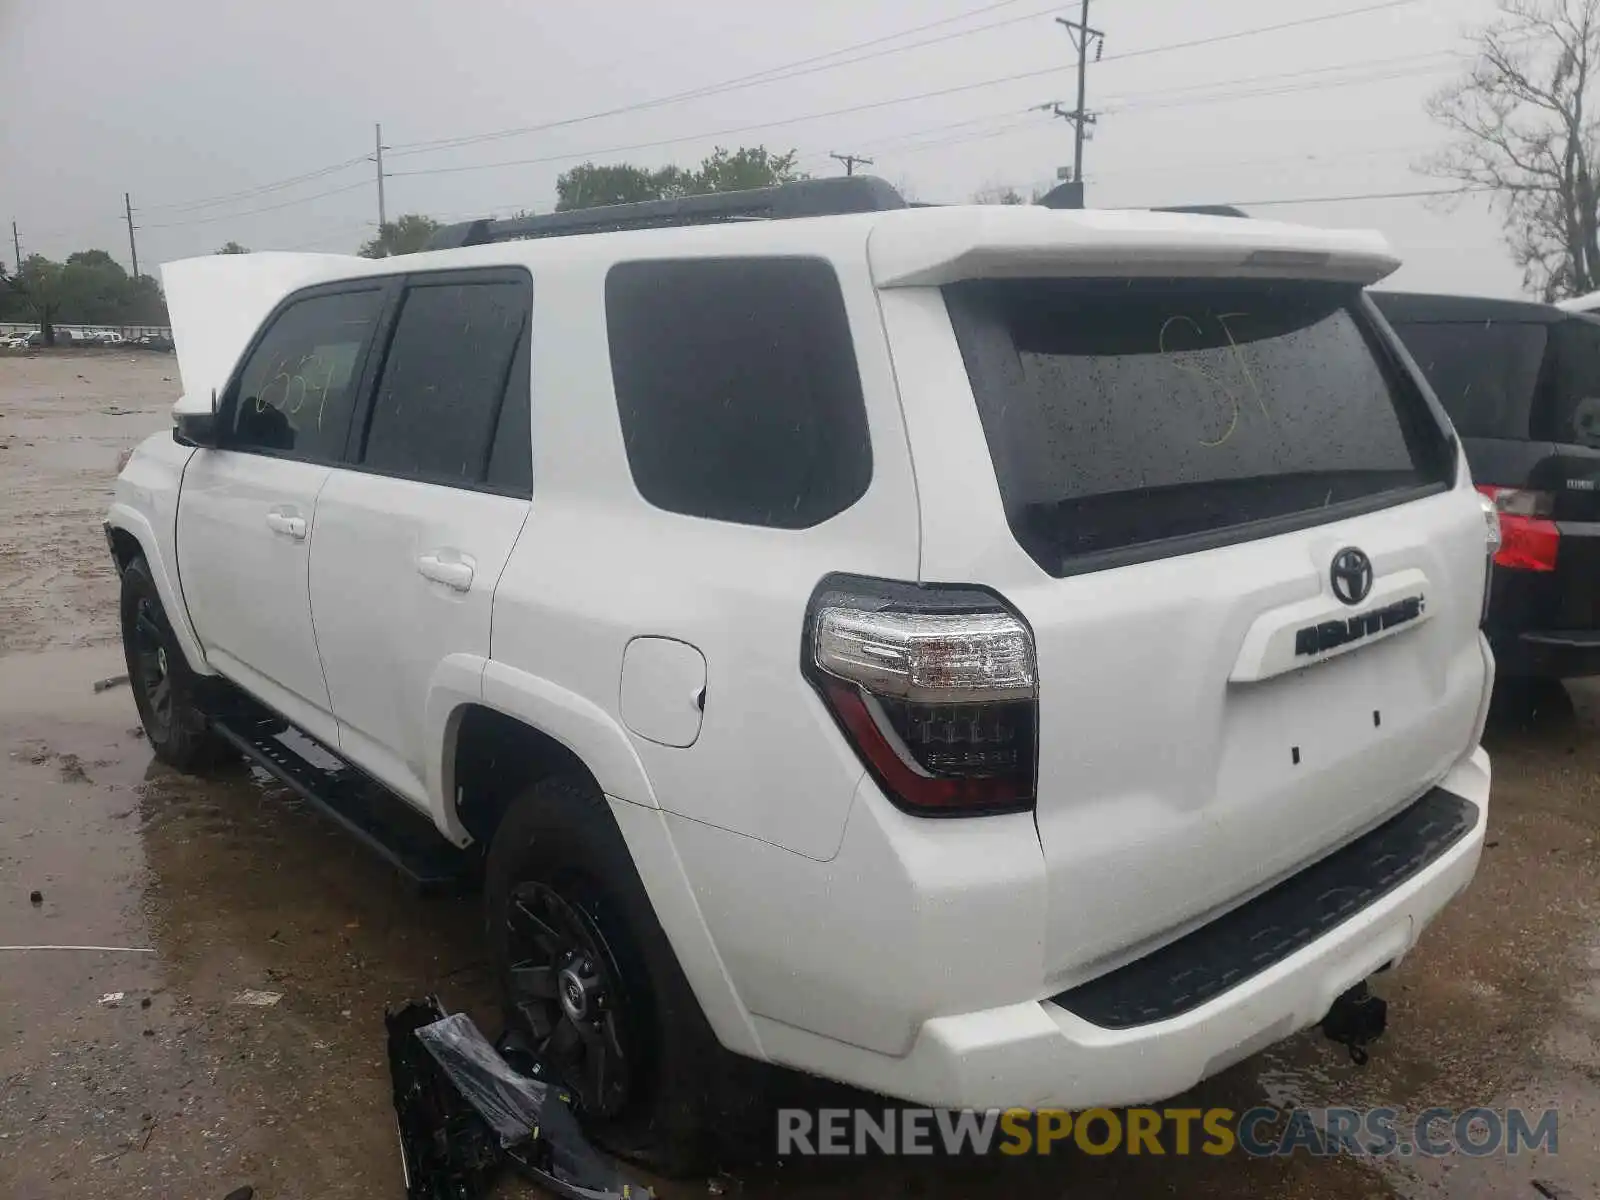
[
  {"x1": 605, "y1": 258, "x2": 872, "y2": 529},
  {"x1": 486, "y1": 328, "x2": 532, "y2": 496},
  {"x1": 363, "y1": 279, "x2": 529, "y2": 485},
  {"x1": 231, "y1": 289, "x2": 385, "y2": 460},
  {"x1": 1549, "y1": 318, "x2": 1600, "y2": 447},
  {"x1": 1388, "y1": 320, "x2": 1548, "y2": 440}
]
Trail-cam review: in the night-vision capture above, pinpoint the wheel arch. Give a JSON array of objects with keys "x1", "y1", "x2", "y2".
[
  {"x1": 448, "y1": 684, "x2": 764, "y2": 1060},
  {"x1": 106, "y1": 505, "x2": 212, "y2": 676}
]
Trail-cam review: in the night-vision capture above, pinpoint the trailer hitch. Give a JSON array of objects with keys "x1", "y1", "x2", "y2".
[{"x1": 1320, "y1": 981, "x2": 1387, "y2": 1066}]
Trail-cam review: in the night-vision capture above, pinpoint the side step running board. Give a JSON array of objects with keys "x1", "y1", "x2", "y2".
[{"x1": 210, "y1": 716, "x2": 470, "y2": 891}]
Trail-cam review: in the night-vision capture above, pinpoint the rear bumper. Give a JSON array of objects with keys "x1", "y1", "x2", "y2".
[
  {"x1": 1491, "y1": 629, "x2": 1600, "y2": 678},
  {"x1": 753, "y1": 747, "x2": 1489, "y2": 1111},
  {"x1": 1489, "y1": 519, "x2": 1600, "y2": 677}
]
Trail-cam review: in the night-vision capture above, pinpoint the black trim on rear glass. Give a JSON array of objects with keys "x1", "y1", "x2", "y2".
[{"x1": 944, "y1": 278, "x2": 1457, "y2": 579}]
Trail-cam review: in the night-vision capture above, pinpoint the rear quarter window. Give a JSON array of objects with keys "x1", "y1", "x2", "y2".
[
  {"x1": 1385, "y1": 319, "x2": 1548, "y2": 440},
  {"x1": 946, "y1": 278, "x2": 1452, "y2": 574},
  {"x1": 1549, "y1": 317, "x2": 1600, "y2": 448},
  {"x1": 604, "y1": 257, "x2": 872, "y2": 530}
]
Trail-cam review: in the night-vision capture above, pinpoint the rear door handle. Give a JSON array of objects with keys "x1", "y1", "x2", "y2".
[
  {"x1": 417, "y1": 552, "x2": 475, "y2": 592},
  {"x1": 265, "y1": 510, "x2": 307, "y2": 540}
]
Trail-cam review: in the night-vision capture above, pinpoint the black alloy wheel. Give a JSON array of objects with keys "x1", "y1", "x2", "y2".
[
  {"x1": 505, "y1": 879, "x2": 634, "y2": 1118},
  {"x1": 130, "y1": 594, "x2": 176, "y2": 739}
]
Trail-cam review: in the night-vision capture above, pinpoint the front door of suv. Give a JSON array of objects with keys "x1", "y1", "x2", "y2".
[
  {"x1": 176, "y1": 283, "x2": 390, "y2": 744},
  {"x1": 308, "y1": 270, "x2": 533, "y2": 814}
]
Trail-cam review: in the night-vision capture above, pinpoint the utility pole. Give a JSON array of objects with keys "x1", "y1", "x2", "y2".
[
  {"x1": 1041, "y1": 0, "x2": 1104, "y2": 206},
  {"x1": 829, "y1": 152, "x2": 873, "y2": 177},
  {"x1": 11, "y1": 220, "x2": 21, "y2": 271},
  {"x1": 374, "y1": 123, "x2": 388, "y2": 230},
  {"x1": 124, "y1": 193, "x2": 140, "y2": 279}
]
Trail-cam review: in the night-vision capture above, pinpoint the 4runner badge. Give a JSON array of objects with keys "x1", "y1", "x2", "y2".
[{"x1": 1295, "y1": 596, "x2": 1426, "y2": 658}]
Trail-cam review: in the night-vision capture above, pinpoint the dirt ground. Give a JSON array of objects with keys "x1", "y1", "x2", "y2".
[{"x1": 2, "y1": 350, "x2": 1599, "y2": 1199}]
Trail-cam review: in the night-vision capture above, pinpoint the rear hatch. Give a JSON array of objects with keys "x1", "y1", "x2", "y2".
[{"x1": 878, "y1": 224, "x2": 1490, "y2": 989}]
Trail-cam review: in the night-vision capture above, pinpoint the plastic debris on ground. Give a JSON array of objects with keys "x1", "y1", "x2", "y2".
[
  {"x1": 386, "y1": 996, "x2": 653, "y2": 1200},
  {"x1": 231, "y1": 989, "x2": 283, "y2": 1007}
]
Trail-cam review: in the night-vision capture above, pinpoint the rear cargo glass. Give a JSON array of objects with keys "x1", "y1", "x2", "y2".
[
  {"x1": 945, "y1": 278, "x2": 1452, "y2": 574},
  {"x1": 1385, "y1": 319, "x2": 1547, "y2": 440}
]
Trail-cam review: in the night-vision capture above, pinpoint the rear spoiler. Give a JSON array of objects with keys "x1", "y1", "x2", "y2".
[
  {"x1": 867, "y1": 206, "x2": 1400, "y2": 289},
  {"x1": 161, "y1": 252, "x2": 365, "y2": 409}
]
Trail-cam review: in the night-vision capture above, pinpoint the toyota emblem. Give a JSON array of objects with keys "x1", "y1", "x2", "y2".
[{"x1": 1330, "y1": 548, "x2": 1374, "y2": 606}]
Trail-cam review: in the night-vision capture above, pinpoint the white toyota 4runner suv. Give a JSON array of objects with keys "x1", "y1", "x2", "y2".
[{"x1": 108, "y1": 178, "x2": 1495, "y2": 1168}]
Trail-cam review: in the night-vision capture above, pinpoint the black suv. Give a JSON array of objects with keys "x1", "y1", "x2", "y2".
[{"x1": 1374, "y1": 291, "x2": 1600, "y2": 678}]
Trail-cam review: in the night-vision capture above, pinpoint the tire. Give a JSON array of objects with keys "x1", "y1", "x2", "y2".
[
  {"x1": 484, "y1": 775, "x2": 726, "y2": 1176},
  {"x1": 120, "y1": 556, "x2": 231, "y2": 771}
]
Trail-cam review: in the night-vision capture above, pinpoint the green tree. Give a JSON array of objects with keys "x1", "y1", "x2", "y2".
[
  {"x1": 215, "y1": 241, "x2": 251, "y2": 254},
  {"x1": 554, "y1": 145, "x2": 805, "y2": 211},
  {"x1": 689, "y1": 146, "x2": 803, "y2": 194},
  {"x1": 66, "y1": 249, "x2": 120, "y2": 269},
  {"x1": 15, "y1": 255, "x2": 64, "y2": 345},
  {"x1": 972, "y1": 185, "x2": 1027, "y2": 205},
  {"x1": 359, "y1": 214, "x2": 442, "y2": 258},
  {"x1": 555, "y1": 163, "x2": 688, "y2": 211},
  {"x1": 123, "y1": 274, "x2": 170, "y2": 325},
  {"x1": 58, "y1": 251, "x2": 132, "y2": 325}
]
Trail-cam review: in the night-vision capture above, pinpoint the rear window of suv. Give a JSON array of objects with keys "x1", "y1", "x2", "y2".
[
  {"x1": 1384, "y1": 319, "x2": 1548, "y2": 440},
  {"x1": 945, "y1": 278, "x2": 1452, "y2": 574}
]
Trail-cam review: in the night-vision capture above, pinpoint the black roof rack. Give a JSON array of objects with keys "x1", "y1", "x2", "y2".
[
  {"x1": 426, "y1": 176, "x2": 907, "y2": 250},
  {"x1": 1154, "y1": 204, "x2": 1251, "y2": 219}
]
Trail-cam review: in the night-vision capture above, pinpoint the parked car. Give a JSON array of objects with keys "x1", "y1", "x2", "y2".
[
  {"x1": 1374, "y1": 291, "x2": 1600, "y2": 679},
  {"x1": 109, "y1": 180, "x2": 1495, "y2": 1169}
]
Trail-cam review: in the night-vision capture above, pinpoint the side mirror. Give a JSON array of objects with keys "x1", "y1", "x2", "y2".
[
  {"x1": 173, "y1": 410, "x2": 220, "y2": 448},
  {"x1": 173, "y1": 388, "x2": 221, "y2": 449}
]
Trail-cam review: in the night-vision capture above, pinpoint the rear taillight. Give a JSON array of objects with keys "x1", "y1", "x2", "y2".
[
  {"x1": 1477, "y1": 485, "x2": 1558, "y2": 572},
  {"x1": 804, "y1": 577, "x2": 1038, "y2": 816}
]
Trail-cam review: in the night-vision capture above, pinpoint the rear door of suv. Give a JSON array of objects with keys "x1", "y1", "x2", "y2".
[
  {"x1": 878, "y1": 257, "x2": 1488, "y2": 991},
  {"x1": 308, "y1": 268, "x2": 533, "y2": 812}
]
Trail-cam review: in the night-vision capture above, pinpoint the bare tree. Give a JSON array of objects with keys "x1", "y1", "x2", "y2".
[{"x1": 1424, "y1": 0, "x2": 1600, "y2": 299}]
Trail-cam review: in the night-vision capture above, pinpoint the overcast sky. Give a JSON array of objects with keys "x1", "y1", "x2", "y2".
[{"x1": 0, "y1": 0, "x2": 1522, "y2": 296}]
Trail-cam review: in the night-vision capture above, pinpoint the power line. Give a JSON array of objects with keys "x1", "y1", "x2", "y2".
[
  {"x1": 1090, "y1": 140, "x2": 1432, "y2": 181},
  {"x1": 137, "y1": 178, "x2": 372, "y2": 229},
  {"x1": 390, "y1": 53, "x2": 1465, "y2": 184},
  {"x1": 1098, "y1": 49, "x2": 1459, "y2": 110},
  {"x1": 1223, "y1": 185, "x2": 1495, "y2": 207},
  {"x1": 136, "y1": 155, "x2": 371, "y2": 215},
  {"x1": 1097, "y1": 0, "x2": 1423, "y2": 68},
  {"x1": 871, "y1": 118, "x2": 1044, "y2": 159},
  {"x1": 384, "y1": 0, "x2": 1045, "y2": 159},
  {"x1": 386, "y1": 1, "x2": 1447, "y2": 183},
  {"x1": 387, "y1": 0, "x2": 1425, "y2": 169},
  {"x1": 797, "y1": 108, "x2": 1038, "y2": 164},
  {"x1": 1111, "y1": 61, "x2": 1457, "y2": 115}
]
